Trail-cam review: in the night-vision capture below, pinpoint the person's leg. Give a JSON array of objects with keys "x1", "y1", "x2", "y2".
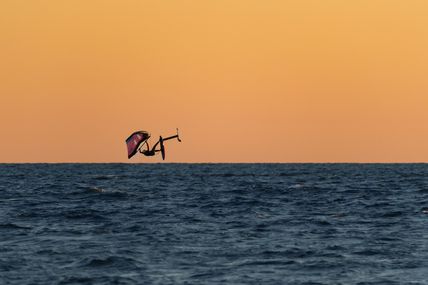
[{"x1": 150, "y1": 139, "x2": 161, "y2": 152}]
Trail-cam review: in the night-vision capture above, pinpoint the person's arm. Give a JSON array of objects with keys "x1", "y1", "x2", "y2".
[{"x1": 138, "y1": 141, "x2": 150, "y2": 154}]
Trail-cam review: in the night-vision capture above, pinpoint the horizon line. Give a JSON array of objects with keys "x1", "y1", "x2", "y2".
[{"x1": 1, "y1": 162, "x2": 427, "y2": 164}]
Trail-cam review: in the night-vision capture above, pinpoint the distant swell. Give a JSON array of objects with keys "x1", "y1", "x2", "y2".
[
  {"x1": 0, "y1": 223, "x2": 31, "y2": 230},
  {"x1": 64, "y1": 209, "x2": 106, "y2": 220},
  {"x1": 1, "y1": 163, "x2": 427, "y2": 284}
]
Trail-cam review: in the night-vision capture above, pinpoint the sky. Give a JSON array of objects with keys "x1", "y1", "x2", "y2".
[{"x1": 1, "y1": 0, "x2": 428, "y2": 163}]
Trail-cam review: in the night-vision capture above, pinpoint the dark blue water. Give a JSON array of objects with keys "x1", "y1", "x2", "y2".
[{"x1": 1, "y1": 164, "x2": 427, "y2": 284}]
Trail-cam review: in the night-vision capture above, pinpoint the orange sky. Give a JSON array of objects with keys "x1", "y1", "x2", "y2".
[{"x1": 1, "y1": 0, "x2": 427, "y2": 162}]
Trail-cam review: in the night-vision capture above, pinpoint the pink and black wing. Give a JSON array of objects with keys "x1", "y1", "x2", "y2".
[{"x1": 126, "y1": 131, "x2": 150, "y2": 159}]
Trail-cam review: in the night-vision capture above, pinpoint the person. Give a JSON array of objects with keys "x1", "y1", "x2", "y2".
[
  {"x1": 138, "y1": 129, "x2": 181, "y2": 159},
  {"x1": 139, "y1": 136, "x2": 162, "y2": 157}
]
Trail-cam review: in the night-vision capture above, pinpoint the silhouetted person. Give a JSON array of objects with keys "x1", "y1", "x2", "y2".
[
  {"x1": 139, "y1": 130, "x2": 181, "y2": 160},
  {"x1": 140, "y1": 137, "x2": 162, "y2": 156}
]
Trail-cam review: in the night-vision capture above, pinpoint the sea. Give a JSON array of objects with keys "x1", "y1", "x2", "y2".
[{"x1": 0, "y1": 164, "x2": 427, "y2": 285}]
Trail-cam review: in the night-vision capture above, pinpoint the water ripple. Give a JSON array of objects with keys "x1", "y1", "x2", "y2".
[{"x1": 0, "y1": 163, "x2": 427, "y2": 284}]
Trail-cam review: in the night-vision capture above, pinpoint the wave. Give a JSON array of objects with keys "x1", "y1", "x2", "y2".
[
  {"x1": 2, "y1": 163, "x2": 428, "y2": 285},
  {"x1": 237, "y1": 259, "x2": 297, "y2": 267},
  {"x1": 72, "y1": 256, "x2": 141, "y2": 270},
  {"x1": 0, "y1": 223, "x2": 31, "y2": 230},
  {"x1": 379, "y1": 211, "x2": 404, "y2": 218},
  {"x1": 71, "y1": 185, "x2": 130, "y2": 198},
  {"x1": 352, "y1": 249, "x2": 383, "y2": 256},
  {"x1": 91, "y1": 175, "x2": 121, "y2": 181},
  {"x1": 87, "y1": 186, "x2": 105, "y2": 193},
  {"x1": 64, "y1": 209, "x2": 106, "y2": 220}
]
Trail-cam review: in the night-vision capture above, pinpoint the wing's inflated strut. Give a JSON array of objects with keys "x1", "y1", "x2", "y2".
[{"x1": 126, "y1": 131, "x2": 150, "y2": 159}]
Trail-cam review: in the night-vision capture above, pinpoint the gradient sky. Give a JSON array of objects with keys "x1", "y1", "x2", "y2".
[{"x1": 1, "y1": 0, "x2": 427, "y2": 162}]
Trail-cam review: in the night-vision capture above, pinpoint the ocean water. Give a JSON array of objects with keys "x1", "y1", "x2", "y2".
[{"x1": 1, "y1": 164, "x2": 427, "y2": 285}]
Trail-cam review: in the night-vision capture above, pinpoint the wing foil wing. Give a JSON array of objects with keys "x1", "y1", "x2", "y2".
[{"x1": 126, "y1": 131, "x2": 150, "y2": 159}]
